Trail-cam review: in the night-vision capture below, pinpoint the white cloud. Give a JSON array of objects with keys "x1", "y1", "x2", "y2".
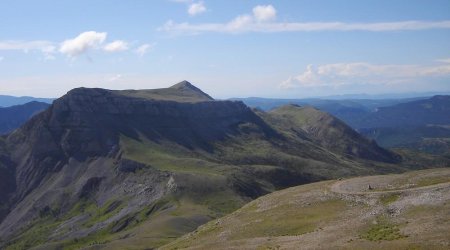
[
  {"x1": 188, "y1": 1, "x2": 207, "y2": 16},
  {"x1": 0, "y1": 56, "x2": 3, "y2": 62},
  {"x1": 135, "y1": 43, "x2": 155, "y2": 57},
  {"x1": 160, "y1": 5, "x2": 450, "y2": 34},
  {"x1": 103, "y1": 40, "x2": 129, "y2": 52},
  {"x1": 252, "y1": 5, "x2": 276, "y2": 22},
  {"x1": 59, "y1": 31, "x2": 107, "y2": 57},
  {"x1": 280, "y1": 61, "x2": 450, "y2": 89}
]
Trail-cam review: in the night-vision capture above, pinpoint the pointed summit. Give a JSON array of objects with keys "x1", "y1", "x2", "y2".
[
  {"x1": 168, "y1": 80, "x2": 214, "y2": 101},
  {"x1": 170, "y1": 80, "x2": 195, "y2": 89}
]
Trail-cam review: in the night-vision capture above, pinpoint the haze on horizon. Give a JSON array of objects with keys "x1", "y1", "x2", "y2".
[{"x1": 0, "y1": 0, "x2": 449, "y2": 99}]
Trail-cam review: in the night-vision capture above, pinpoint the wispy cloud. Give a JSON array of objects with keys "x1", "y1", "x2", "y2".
[
  {"x1": 436, "y1": 58, "x2": 450, "y2": 64},
  {"x1": 103, "y1": 40, "x2": 129, "y2": 52},
  {"x1": 160, "y1": 5, "x2": 450, "y2": 34},
  {"x1": 135, "y1": 43, "x2": 155, "y2": 57},
  {"x1": 280, "y1": 61, "x2": 450, "y2": 89}
]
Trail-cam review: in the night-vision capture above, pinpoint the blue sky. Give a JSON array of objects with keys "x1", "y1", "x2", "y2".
[{"x1": 0, "y1": 0, "x2": 449, "y2": 98}]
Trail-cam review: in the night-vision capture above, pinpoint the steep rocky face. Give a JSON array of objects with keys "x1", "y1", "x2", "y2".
[
  {"x1": 4, "y1": 86, "x2": 274, "y2": 202},
  {"x1": 267, "y1": 105, "x2": 400, "y2": 163}
]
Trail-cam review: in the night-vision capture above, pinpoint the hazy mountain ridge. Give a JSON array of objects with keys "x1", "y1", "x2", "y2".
[
  {"x1": 351, "y1": 95, "x2": 450, "y2": 129},
  {"x1": 0, "y1": 95, "x2": 53, "y2": 108},
  {"x1": 0, "y1": 101, "x2": 50, "y2": 134},
  {"x1": 357, "y1": 96, "x2": 450, "y2": 154}
]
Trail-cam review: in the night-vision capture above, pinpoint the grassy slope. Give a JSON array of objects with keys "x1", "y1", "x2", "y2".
[
  {"x1": 264, "y1": 105, "x2": 399, "y2": 163},
  {"x1": 91, "y1": 130, "x2": 396, "y2": 250},
  {"x1": 163, "y1": 168, "x2": 450, "y2": 250}
]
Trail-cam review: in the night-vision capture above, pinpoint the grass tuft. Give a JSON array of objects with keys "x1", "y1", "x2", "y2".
[
  {"x1": 379, "y1": 193, "x2": 400, "y2": 205},
  {"x1": 360, "y1": 217, "x2": 406, "y2": 241}
]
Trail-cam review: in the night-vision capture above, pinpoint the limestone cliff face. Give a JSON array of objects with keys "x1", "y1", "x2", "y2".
[{"x1": 12, "y1": 87, "x2": 273, "y2": 158}]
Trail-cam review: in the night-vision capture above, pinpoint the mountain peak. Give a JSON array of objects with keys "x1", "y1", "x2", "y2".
[
  {"x1": 167, "y1": 80, "x2": 214, "y2": 101},
  {"x1": 170, "y1": 80, "x2": 195, "y2": 89}
]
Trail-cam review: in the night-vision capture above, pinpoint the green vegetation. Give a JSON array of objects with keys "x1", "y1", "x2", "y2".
[
  {"x1": 416, "y1": 176, "x2": 450, "y2": 187},
  {"x1": 360, "y1": 217, "x2": 406, "y2": 241},
  {"x1": 60, "y1": 229, "x2": 112, "y2": 250},
  {"x1": 64, "y1": 198, "x2": 96, "y2": 219},
  {"x1": 82, "y1": 199, "x2": 126, "y2": 228},
  {"x1": 232, "y1": 199, "x2": 346, "y2": 239},
  {"x1": 380, "y1": 193, "x2": 400, "y2": 205},
  {"x1": 121, "y1": 135, "x2": 225, "y2": 175},
  {"x1": 170, "y1": 197, "x2": 347, "y2": 249},
  {"x1": 5, "y1": 213, "x2": 61, "y2": 249},
  {"x1": 6, "y1": 198, "x2": 129, "y2": 250}
]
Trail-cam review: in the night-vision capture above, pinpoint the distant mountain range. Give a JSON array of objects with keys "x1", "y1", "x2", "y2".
[
  {"x1": 356, "y1": 96, "x2": 450, "y2": 155},
  {"x1": 236, "y1": 95, "x2": 450, "y2": 155},
  {"x1": 4, "y1": 81, "x2": 440, "y2": 249},
  {"x1": 0, "y1": 95, "x2": 53, "y2": 107},
  {"x1": 300, "y1": 91, "x2": 450, "y2": 100},
  {"x1": 350, "y1": 95, "x2": 450, "y2": 128},
  {"x1": 0, "y1": 101, "x2": 50, "y2": 134}
]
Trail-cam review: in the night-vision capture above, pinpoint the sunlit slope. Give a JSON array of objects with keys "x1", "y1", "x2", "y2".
[{"x1": 164, "y1": 168, "x2": 450, "y2": 250}]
